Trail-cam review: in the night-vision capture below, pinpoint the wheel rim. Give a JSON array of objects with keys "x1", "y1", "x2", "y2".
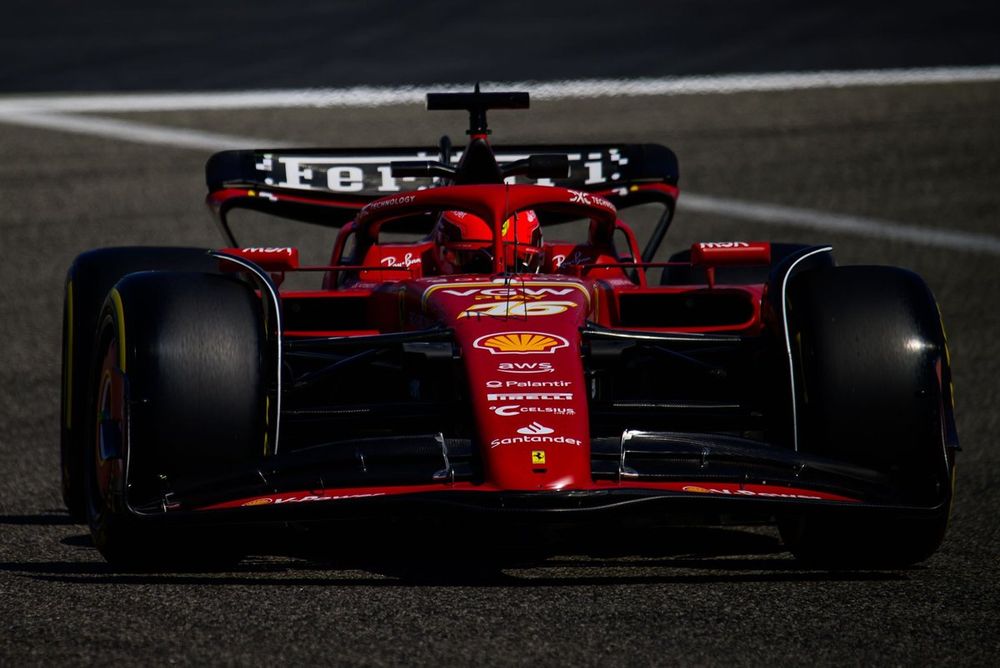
[{"x1": 89, "y1": 334, "x2": 127, "y2": 521}]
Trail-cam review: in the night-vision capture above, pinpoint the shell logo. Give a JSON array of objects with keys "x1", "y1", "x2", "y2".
[
  {"x1": 242, "y1": 497, "x2": 274, "y2": 506},
  {"x1": 473, "y1": 331, "x2": 570, "y2": 355}
]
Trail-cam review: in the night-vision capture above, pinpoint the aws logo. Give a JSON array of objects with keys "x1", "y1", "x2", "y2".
[{"x1": 497, "y1": 361, "x2": 554, "y2": 374}]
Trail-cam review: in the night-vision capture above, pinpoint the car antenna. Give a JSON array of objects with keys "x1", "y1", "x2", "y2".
[
  {"x1": 426, "y1": 83, "x2": 529, "y2": 136},
  {"x1": 469, "y1": 82, "x2": 488, "y2": 136}
]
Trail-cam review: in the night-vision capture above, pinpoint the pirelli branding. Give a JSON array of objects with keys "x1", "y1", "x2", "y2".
[{"x1": 486, "y1": 392, "x2": 573, "y2": 401}]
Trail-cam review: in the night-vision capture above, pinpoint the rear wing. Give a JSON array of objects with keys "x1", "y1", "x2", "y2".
[{"x1": 206, "y1": 144, "x2": 679, "y2": 260}]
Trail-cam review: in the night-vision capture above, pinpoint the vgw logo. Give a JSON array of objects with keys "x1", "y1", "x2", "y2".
[{"x1": 442, "y1": 286, "x2": 578, "y2": 300}]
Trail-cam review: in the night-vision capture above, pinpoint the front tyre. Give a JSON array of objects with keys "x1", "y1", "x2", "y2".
[
  {"x1": 781, "y1": 266, "x2": 957, "y2": 568},
  {"x1": 61, "y1": 247, "x2": 218, "y2": 521},
  {"x1": 86, "y1": 271, "x2": 266, "y2": 570}
]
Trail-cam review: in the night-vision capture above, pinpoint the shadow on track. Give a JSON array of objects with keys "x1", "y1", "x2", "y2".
[
  {"x1": 0, "y1": 512, "x2": 78, "y2": 526},
  {"x1": 6, "y1": 525, "x2": 913, "y2": 586}
]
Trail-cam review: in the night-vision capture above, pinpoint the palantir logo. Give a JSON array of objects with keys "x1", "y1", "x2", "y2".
[{"x1": 517, "y1": 422, "x2": 555, "y2": 436}]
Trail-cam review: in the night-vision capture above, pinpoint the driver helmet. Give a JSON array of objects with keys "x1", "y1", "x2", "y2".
[{"x1": 433, "y1": 209, "x2": 543, "y2": 274}]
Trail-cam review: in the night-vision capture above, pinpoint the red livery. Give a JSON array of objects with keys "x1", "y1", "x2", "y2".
[{"x1": 60, "y1": 88, "x2": 958, "y2": 569}]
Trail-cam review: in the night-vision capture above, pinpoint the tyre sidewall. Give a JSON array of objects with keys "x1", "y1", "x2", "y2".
[
  {"x1": 61, "y1": 247, "x2": 218, "y2": 519},
  {"x1": 85, "y1": 271, "x2": 264, "y2": 569}
]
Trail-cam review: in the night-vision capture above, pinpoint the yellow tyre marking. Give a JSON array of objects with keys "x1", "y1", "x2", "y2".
[{"x1": 109, "y1": 288, "x2": 127, "y2": 371}]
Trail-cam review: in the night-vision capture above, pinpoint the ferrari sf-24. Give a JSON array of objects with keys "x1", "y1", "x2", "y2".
[{"x1": 60, "y1": 89, "x2": 958, "y2": 569}]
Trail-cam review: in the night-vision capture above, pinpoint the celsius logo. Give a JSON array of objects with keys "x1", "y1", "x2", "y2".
[
  {"x1": 490, "y1": 405, "x2": 576, "y2": 417},
  {"x1": 473, "y1": 332, "x2": 569, "y2": 355},
  {"x1": 498, "y1": 362, "x2": 554, "y2": 374},
  {"x1": 517, "y1": 422, "x2": 554, "y2": 435}
]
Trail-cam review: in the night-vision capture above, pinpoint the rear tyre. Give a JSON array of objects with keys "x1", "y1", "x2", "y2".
[
  {"x1": 61, "y1": 247, "x2": 218, "y2": 521},
  {"x1": 780, "y1": 266, "x2": 955, "y2": 567},
  {"x1": 86, "y1": 271, "x2": 265, "y2": 570}
]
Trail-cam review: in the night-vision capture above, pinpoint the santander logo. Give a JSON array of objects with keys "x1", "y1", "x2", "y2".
[{"x1": 516, "y1": 422, "x2": 555, "y2": 435}]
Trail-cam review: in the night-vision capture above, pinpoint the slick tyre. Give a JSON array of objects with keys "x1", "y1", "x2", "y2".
[
  {"x1": 86, "y1": 271, "x2": 265, "y2": 570},
  {"x1": 61, "y1": 247, "x2": 218, "y2": 521},
  {"x1": 781, "y1": 266, "x2": 956, "y2": 567}
]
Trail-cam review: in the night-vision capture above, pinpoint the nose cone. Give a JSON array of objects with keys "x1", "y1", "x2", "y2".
[{"x1": 423, "y1": 278, "x2": 593, "y2": 490}]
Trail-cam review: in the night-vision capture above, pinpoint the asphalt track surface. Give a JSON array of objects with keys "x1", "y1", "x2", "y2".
[
  {"x1": 1, "y1": 79, "x2": 998, "y2": 665},
  {"x1": 4, "y1": 5, "x2": 1000, "y2": 666}
]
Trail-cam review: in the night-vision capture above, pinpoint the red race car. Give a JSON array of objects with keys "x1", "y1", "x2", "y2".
[{"x1": 61, "y1": 89, "x2": 958, "y2": 569}]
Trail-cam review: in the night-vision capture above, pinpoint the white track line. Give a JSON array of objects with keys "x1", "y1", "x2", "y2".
[
  {"x1": 1, "y1": 111, "x2": 998, "y2": 256},
  {"x1": 1, "y1": 66, "x2": 998, "y2": 255},
  {"x1": 0, "y1": 111, "x2": 284, "y2": 150},
  {"x1": 680, "y1": 194, "x2": 1000, "y2": 255},
  {"x1": 0, "y1": 66, "x2": 998, "y2": 113}
]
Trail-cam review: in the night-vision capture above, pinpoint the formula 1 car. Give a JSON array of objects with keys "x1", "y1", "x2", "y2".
[{"x1": 60, "y1": 88, "x2": 958, "y2": 570}]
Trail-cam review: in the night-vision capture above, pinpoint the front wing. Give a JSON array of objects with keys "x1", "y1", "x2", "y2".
[{"x1": 128, "y1": 430, "x2": 949, "y2": 528}]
